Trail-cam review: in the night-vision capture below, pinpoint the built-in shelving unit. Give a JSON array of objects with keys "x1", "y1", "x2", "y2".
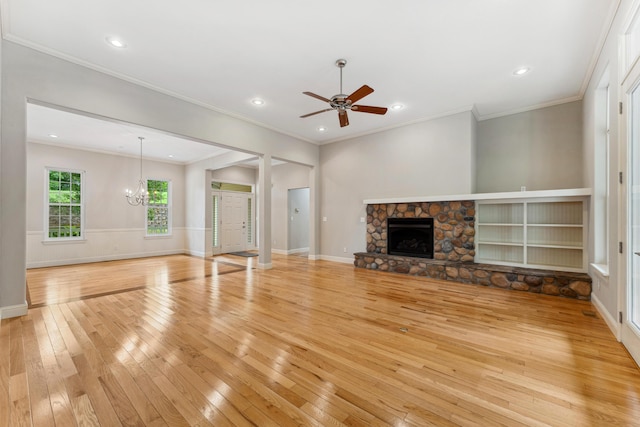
[
  {"x1": 363, "y1": 188, "x2": 590, "y2": 273},
  {"x1": 476, "y1": 197, "x2": 587, "y2": 272}
]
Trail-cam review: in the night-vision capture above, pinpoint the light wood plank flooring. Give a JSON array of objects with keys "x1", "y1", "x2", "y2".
[{"x1": 2, "y1": 254, "x2": 639, "y2": 426}]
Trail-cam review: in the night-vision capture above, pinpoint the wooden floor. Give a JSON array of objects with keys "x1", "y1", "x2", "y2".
[{"x1": 3, "y1": 254, "x2": 640, "y2": 426}]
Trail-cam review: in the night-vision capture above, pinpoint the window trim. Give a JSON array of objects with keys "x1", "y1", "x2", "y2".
[
  {"x1": 44, "y1": 167, "x2": 85, "y2": 242},
  {"x1": 145, "y1": 178, "x2": 172, "y2": 237}
]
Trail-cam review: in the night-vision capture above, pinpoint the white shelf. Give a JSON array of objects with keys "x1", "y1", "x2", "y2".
[
  {"x1": 476, "y1": 196, "x2": 588, "y2": 272},
  {"x1": 527, "y1": 224, "x2": 583, "y2": 228},
  {"x1": 477, "y1": 223, "x2": 524, "y2": 226},
  {"x1": 528, "y1": 244, "x2": 583, "y2": 249},
  {"x1": 363, "y1": 188, "x2": 591, "y2": 205},
  {"x1": 478, "y1": 242, "x2": 524, "y2": 247}
]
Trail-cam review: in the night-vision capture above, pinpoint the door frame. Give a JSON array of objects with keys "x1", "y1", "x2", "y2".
[
  {"x1": 212, "y1": 189, "x2": 256, "y2": 255},
  {"x1": 620, "y1": 54, "x2": 640, "y2": 365}
]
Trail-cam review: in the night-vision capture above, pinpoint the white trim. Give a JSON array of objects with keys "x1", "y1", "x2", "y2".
[
  {"x1": 26, "y1": 249, "x2": 186, "y2": 269},
  {"x1": 0, "y1": 302, "x2": 28, "y2": 319},
  {"x1": 185, "y1": 249, "x2": 207, "y2": 258},
  {"x1": 320, "y1": 255, "x2": 354, "y2": 264},
  {"x1": 287, "y1": 247, "x2": 309, "y2": 255},
  {"x1": 257, "y1": 262, "x2": 273, "y2": 270},
  {"x1": 321, "y1": 105, "x2": 476, "y2": 145},
  {"x1": 271, "y1": 248, "x2": 288, "y2": 255},
  {"x1": 590, "y1": 263, "x2": 610, "y2": 277},
  {"x1": 5, "y1": 35, "x2": 315, "y2": 145},
  {"x1": 477, "y1": 96, "x2": 583, "y2": 122},
  {"x1": 363, "y1": 188, "x2": 592, "y2": 205},
  {"x1": 592, "y1": 294, "x2": 621, "y2": 340}
]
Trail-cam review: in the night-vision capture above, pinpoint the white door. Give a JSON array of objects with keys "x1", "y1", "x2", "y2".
[
  {"x1": 621, "y1": 61, "x2": 640, "y2": 364},
  {"x1": 221, "y1": 192, "x2": 247, "y2": 253}
]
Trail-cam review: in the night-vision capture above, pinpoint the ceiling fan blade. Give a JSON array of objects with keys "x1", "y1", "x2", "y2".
[
  {"x1": 303, "y1": 92, "x2": 331, "y2": 103},
  {"x1": 300, "y1": 108, "x2": 333, "y2": 118},
  {"x1": 352, "y1": 105, "x2": 388, "y2": 115},
  {"x1": 346, "y1": 85, "x2": 374, "y2": 104},
  {"x1": 339, "y1": 111, "x2": 349, "y2": 127}
]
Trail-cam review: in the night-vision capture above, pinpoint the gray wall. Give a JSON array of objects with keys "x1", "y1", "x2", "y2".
[
  {"x1": 319, "y1": 111, "x2": 476, "y2": 261},
  {"x1": 288, "y1": 188, "x2": 310, "y2": 251},
  {"x1": 582, "y1": 0, "x2": 628, "y2": 331},
  {"x1": 476, "y1": 101, "x2": 583, "y2": 192},
  {"x1": 271, "y1": 162, "x2": 311, "y2": 252}
]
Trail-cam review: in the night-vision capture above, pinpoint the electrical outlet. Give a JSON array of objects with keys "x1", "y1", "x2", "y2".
[{"x1": 343, "y1": 247, "x2": 347, "y2": 253}]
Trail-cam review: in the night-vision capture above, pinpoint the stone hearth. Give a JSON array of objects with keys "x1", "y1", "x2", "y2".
[{"x1": 358, "y1": 200, "x2": 592, "y2": 300}]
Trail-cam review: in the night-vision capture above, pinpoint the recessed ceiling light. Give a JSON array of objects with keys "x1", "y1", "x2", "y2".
[
  {"x1": 168, "y1": 154, "x2": 174, "y2": 158},
  {"x1": 317, "y1": 126, "x2": 327, "y2": 132},
  {"x1": 106, "y1": 37, "x2": 127, "y2": 48},
  {"x1": 48, "y1": 134, "x2": 58, "y2": 138},
  {"x1": 513, "y1": 67, "x2": 530, "y2": 76},
  {"x1": 251, "y1": 98, "x2": 265, "y2": 106},
  {"x1": 390, "y1": 104, "x2": 404, "y2": 111}
]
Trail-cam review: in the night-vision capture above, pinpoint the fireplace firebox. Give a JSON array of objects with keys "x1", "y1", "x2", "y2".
[{"x1": 387, "y1": 218, "x2": 434, "y2": 258}]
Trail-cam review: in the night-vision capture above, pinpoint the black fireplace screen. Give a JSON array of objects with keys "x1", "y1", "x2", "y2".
[{"x1": 387, "y1": 217, "x2": 434, "y2": 258}]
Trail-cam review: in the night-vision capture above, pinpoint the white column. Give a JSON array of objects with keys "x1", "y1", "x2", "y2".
[
  {"x1": 258, "y1": 154, "x2": 272, "y2": 269},
  {"x1": 308, "y1": 165, "x2": 321, "y2": 260}
]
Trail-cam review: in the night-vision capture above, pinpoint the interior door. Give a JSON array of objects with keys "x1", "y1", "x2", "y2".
[
  {"x1": 621, "y1": 61, "x2": 640, "y2": 364},
  {"x1": 221, "y1": 192, "x2": 247, "y2": 253}
]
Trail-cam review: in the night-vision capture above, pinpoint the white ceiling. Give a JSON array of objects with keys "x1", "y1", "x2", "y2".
[{"x1": 2, "y1": 0, "x2": 617, "y2": 156}]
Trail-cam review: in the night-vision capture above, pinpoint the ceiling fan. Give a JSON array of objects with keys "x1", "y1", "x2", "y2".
[{"x1": 300, "y1": 59, "x2": 388, "y2": 128}]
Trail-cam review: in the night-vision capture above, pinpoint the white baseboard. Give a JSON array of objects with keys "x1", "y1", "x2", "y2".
[
  {"x1": 186, "y1": 249, "x2": 207, "y2": 258},
  {"x1": 257, "y1": 262, "x2": 273, "y2": 270},
  {"x1": 1, "y1": 302, "x2": 28, "y2": 319},
  {"x1": 287, "y1": 247, "x2": 309, "y2": 255},
  {"x1": 319, "y1": 255, "x2": 354, "y2": 264},
  {"x1": 591, "y1": 294, "x2": 621, "y2": 341},
  {"x1": 26, "y1": 249, "x2": 187, "y2": 269},
  {"x1": 271, "y1": 249, "x2": 288, "y2": 255}
]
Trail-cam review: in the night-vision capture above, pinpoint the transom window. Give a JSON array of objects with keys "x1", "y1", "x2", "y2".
[{"x1": 46, "y1": 168, "x2": 84, "y2": 239}]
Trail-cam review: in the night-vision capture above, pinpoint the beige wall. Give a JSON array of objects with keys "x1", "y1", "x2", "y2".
[
  {"x1": 26, "y1": 142, "x2": 186, "y2": 267},
  {"x1": 319, "y1": 111, "x2": 476, "y2": 261},
  {"x1": 476, "y1": 101, "x2": 583, "y2": 193}
]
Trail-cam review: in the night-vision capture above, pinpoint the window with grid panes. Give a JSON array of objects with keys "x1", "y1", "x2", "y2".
[{"x1": 46, "y1": 168, "x2": 84, "y2": 239}]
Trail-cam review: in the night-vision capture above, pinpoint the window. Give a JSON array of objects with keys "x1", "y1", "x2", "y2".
[
  {"x1": 46, "y1": 168, "x2": 84, "y2": 239},
  {"x1": 247, "y1": 197, "x2": 253, "y2": 245},
  {"x1": 212, "y1": 193, "x2": 219, "y2": 247},
  {"x1": 146, "y1": 179, "x2": 171, "y2": 235}
]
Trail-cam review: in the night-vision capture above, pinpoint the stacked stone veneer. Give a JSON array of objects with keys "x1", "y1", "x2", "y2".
[
  {"x1": 366, "y1": 201, "x2": 476, "y2": 261},
  {"x1": 357, "y1": 201, "x2": 592, "y2": 300}
]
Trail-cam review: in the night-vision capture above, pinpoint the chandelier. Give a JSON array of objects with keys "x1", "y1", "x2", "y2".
[{"x1": 125, "y1": 136, "x2": 150, "y2": 206}]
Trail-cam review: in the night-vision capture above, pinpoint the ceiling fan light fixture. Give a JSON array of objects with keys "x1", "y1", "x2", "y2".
[
  {"x1": 300, "y1": 59, "x2": 387, "y2": 128},
  {"x1": 317, "y1": 126, "x2": 327, "y2": 132},
  {"x1": 390, "y1": 103, "x2": 404, "y2": 111}
]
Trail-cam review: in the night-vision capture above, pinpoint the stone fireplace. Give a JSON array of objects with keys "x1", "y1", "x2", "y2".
[
  {"x1": 387, "y1": 217, "x2": 434, "y2": 258},
  {"x1": 355, "y1": 199, "x2": 592, "y2": 300},
  {"x1": 366, "y1": 201, "x2": 476, "y2": 261}
]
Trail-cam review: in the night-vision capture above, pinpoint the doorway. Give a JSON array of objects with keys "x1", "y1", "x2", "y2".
[
  {"x1": 212, "y1": 187, "x2": 255, "y2": 254},
  {"x1": 622, "y1": 58, "x2": 640, "y2": 364},
  {"x1": 287, "y1": 188, "x2": 310, "y2": 254}
]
